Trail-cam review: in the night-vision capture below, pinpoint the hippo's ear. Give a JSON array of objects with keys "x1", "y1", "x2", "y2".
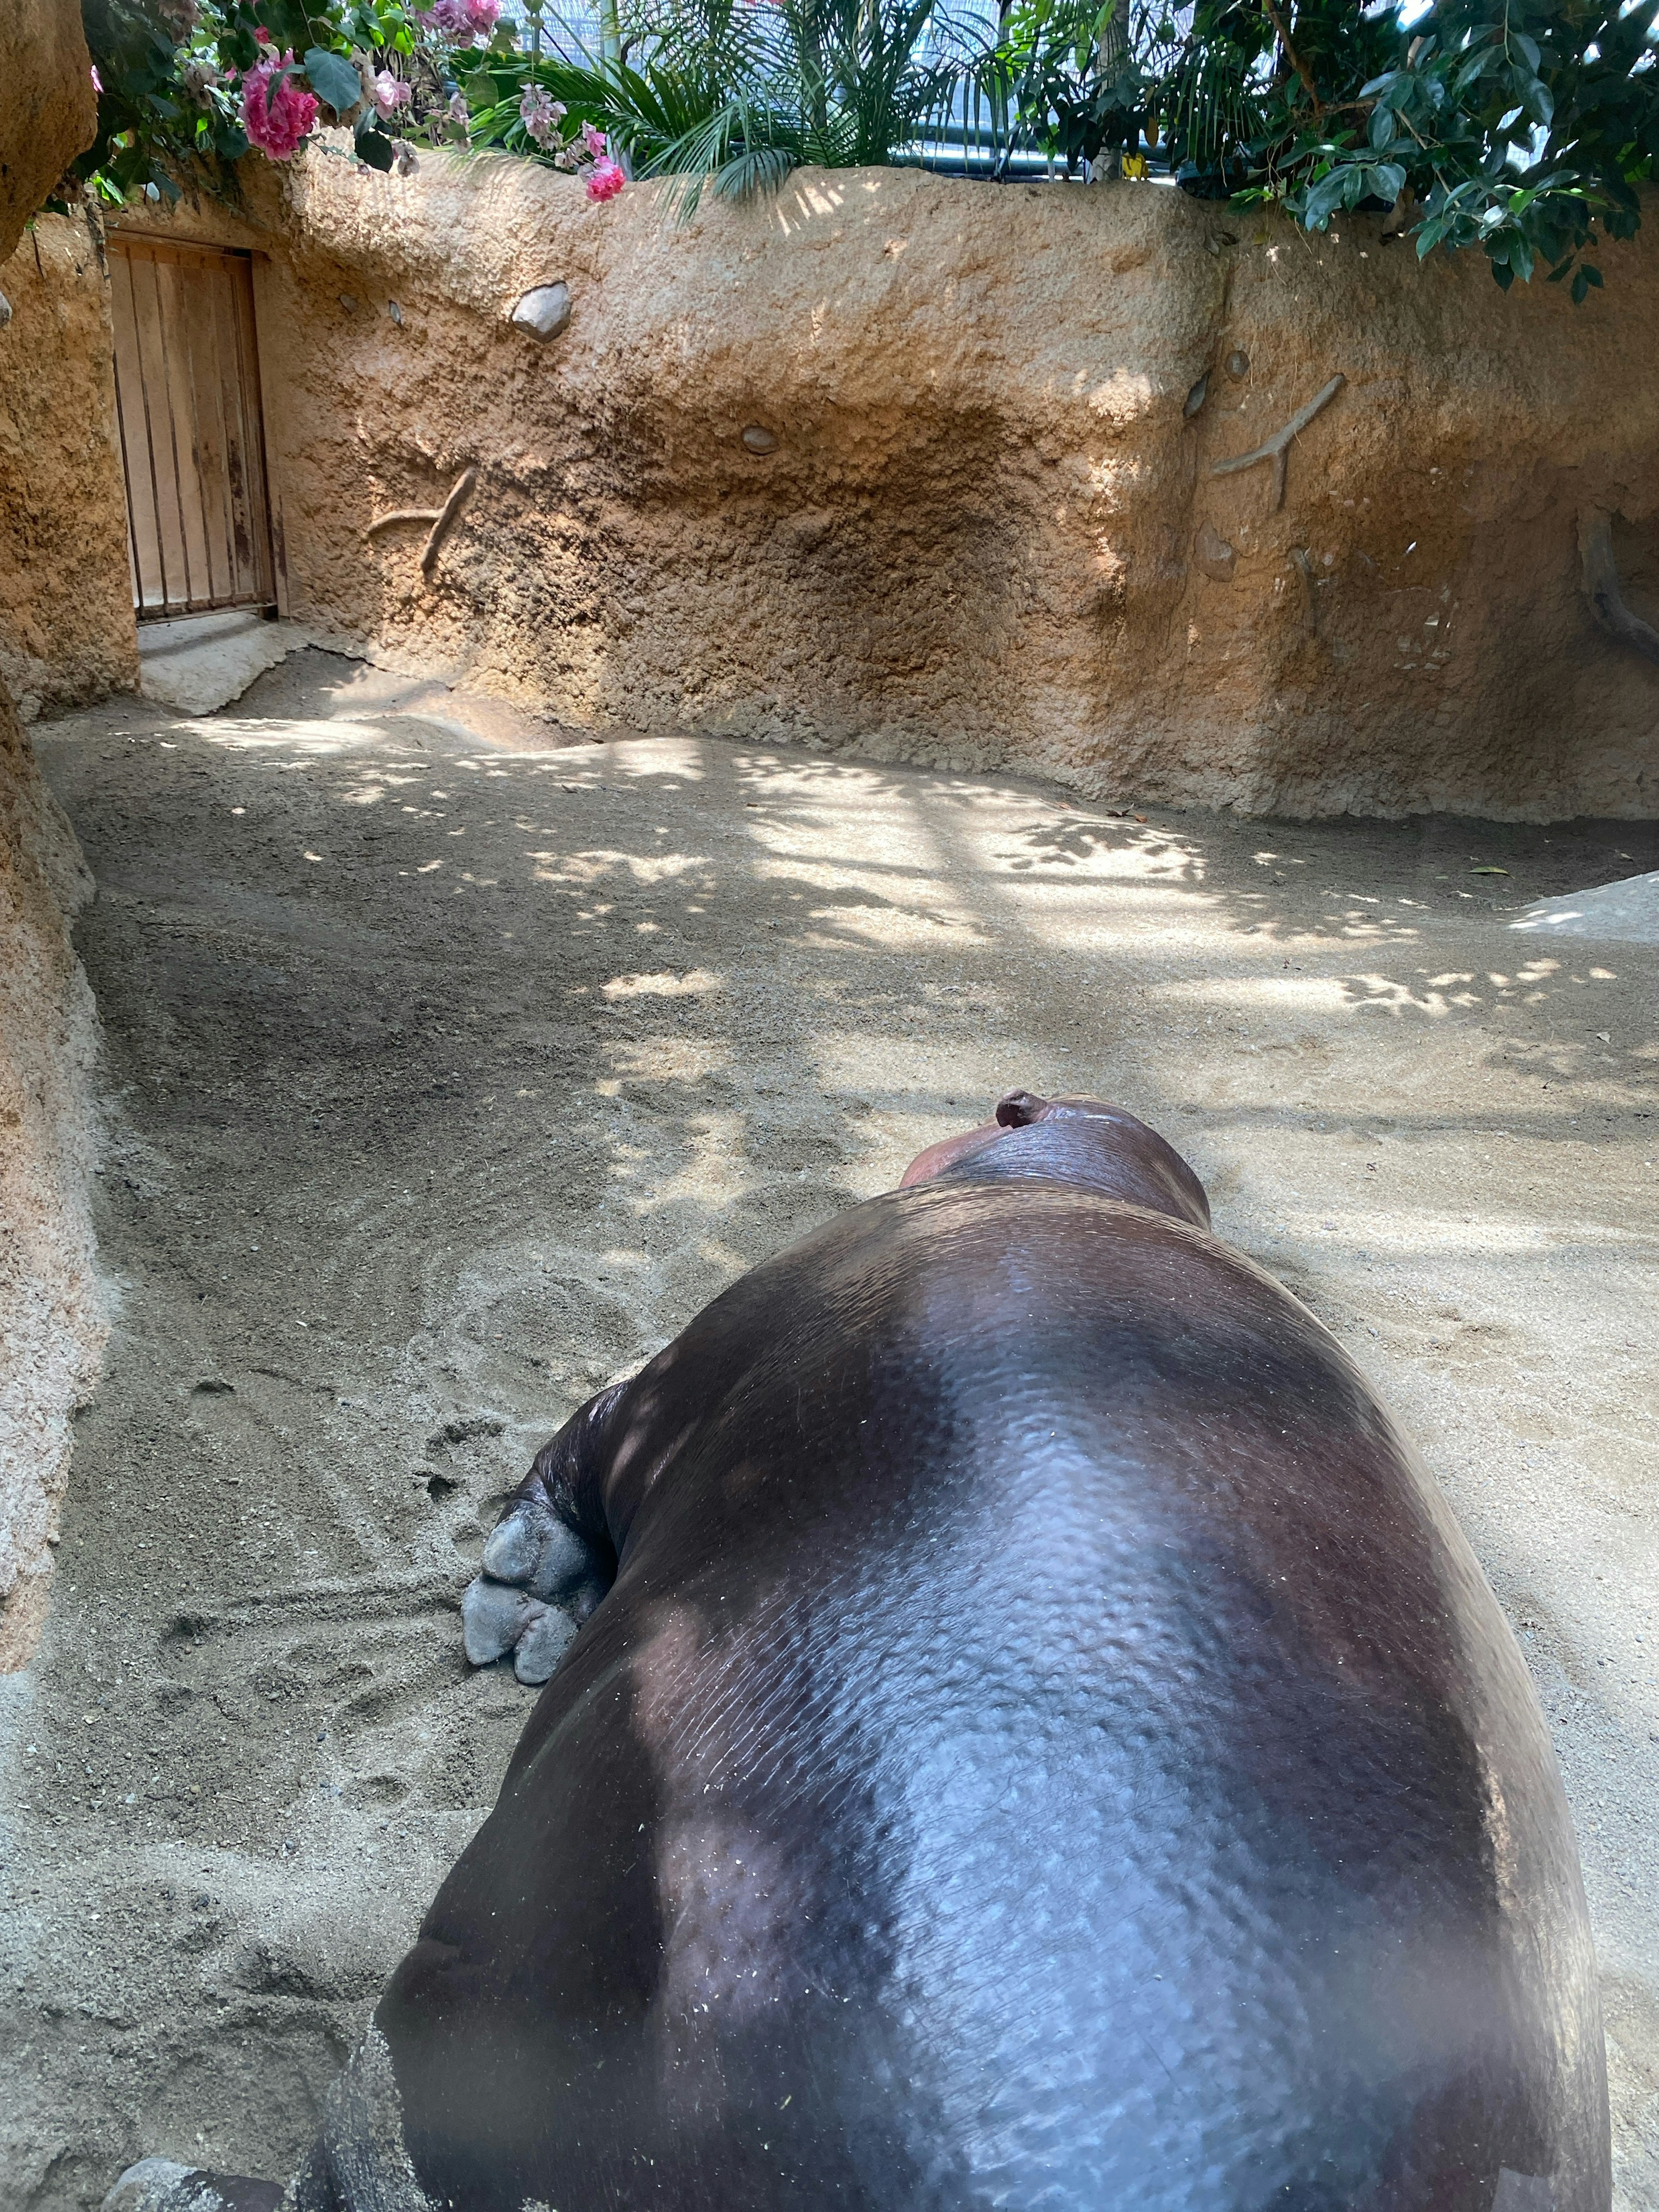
[{"x1": 995, "y1": 1090, "x2": 1050, "y2": 1128}]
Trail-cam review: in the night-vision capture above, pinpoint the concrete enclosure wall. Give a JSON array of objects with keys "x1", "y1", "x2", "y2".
[{"x1": 113, "y1": 149, "x2": 1659, "y2": 820}]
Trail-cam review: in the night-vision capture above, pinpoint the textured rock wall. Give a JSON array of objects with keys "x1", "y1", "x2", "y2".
[
  {"x1": 123, "y1": 150, "x2": 1659, "y2": 819},
  {"x1": 0, "y1": 693, "x2": 102, "y2": 1669},
  {"x1": 0, "y1": 0, "x2": 105, "y2": 1671},
  {"x1": 0, "y1": 214, "x2": 139, "y2": 719},
  {"x1": 0, "y1": 0, "x2": 95, "y2": 268}
]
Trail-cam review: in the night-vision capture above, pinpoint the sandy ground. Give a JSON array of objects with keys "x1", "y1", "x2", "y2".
[{"x1": 2, "y1": 650, "x2": 1656, "y2": 2210}]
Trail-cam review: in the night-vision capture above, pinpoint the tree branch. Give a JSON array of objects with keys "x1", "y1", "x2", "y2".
[
  {"x1": 1261, "y1": 0, "x2": 1320, "y2": 111},
  {"x1": 363, "y1": 465, "x2": 480, "y2": 580},
  {"x1": 1210, "y1": 374, "x2": 1345, "y2": 510}
]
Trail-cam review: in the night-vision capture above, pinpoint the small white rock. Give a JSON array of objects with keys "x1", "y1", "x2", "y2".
[{"x1": 510, "y1": 281, "x2": 572, "y2": 340}]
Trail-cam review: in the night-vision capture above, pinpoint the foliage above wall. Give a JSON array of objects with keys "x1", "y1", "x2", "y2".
[
  {"x1": 69, "y1": 0, "x2": 417, "y2": 200},
  {"x1": 60, "y1": 0, "x2": 1659, "y2": 298},
  {"x1": 973, "y1": 0, "x2": 1659, "y2": 299}
]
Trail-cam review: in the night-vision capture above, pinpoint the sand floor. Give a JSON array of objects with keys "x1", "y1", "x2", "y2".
[{"x1": 3, "y1": 651, "x2": 1656, "y2": 2209}]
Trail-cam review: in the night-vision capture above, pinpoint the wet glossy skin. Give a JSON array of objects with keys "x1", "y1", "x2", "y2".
[{"x1": 298, "y1": 1096, "x2": 1606, "y2": 2211}]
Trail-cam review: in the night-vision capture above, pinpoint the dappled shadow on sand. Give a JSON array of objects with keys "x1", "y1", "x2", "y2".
[{"x1": 11, "y1": 650, "x2": 1657, "y2": 2208}]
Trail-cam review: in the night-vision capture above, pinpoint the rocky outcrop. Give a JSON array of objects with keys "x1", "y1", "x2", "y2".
[
  {"x1": 0, "y1": 214, "x2": 139, "y2": 720},
  {"x1": 0, "y1": 0, "x2": 105, "y2": 1670},
  {"x1": 0, "y1": 0, "x2": 95, "y2": 267},
  {"x1": 112, "y1": 149, "x2": 1659, "y2": 819},
  {"x1": 0, "y1": 691, "x2": 102, "y2": 1669}
]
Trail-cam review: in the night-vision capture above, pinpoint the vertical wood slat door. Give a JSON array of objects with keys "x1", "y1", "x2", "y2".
[{"x1": 108, "y1": 236, "x2": 276, "y2": 619}]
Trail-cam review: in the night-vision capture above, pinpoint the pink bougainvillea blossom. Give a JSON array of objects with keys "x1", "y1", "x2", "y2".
[
  {"x1": 584, "y1": 154, "x2": 625, "y2": 202},
  {"x1": 519, "y1": 83, "x2": 564, "y2": 147},
  {"x1": 254, "y1": 24, "x2": 273, "y2": 40},
  {"x1": 417, "y1": 0, "x2": 500, "y2": 42},
  {"x1": 371, "y1": 68, "x2": 412, "y2": 120},
  {"x1": 241, "y1": 51, "x2": 319, "y2": 160},
  {"x1": 579, "y1": 118, "x2": 607, "y2": 159}
]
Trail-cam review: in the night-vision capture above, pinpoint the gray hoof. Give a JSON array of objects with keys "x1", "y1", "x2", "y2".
[
  {"x1": 104, "y1": 2161, "x2": 198, "y2": 2212},
  {"x1": 461, "y1": 1490, "x2": 610, "y2": 1682},
  {"x1": 103, "y1": 2160, "x2": 282, "y2": 2212},
  {"x1": 461, "y1": 1575, "x2": 537, "y2": 1665},
  {"x1": 481, "y1": 1497, "x2": 594, "y2": 1599},
  {"x1": 513, "y1": 1604, "x2": 576, "y2": 1684}
]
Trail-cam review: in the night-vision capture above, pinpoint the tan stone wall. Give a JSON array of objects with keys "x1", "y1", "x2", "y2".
[
  {"x1": 0, "y1": 0, "x2": 95, "y2": 267},
  {"x1": 0, "y1": 214, "x2": 139, "y2": 719},
  {"x1": 0, "y1": 0, "x2": 105, "y2": 1670},
  {"x1": 0, "y1": 688, "x2": 103, "y2": 1669},
  {"x1": 120, "y1": 151, "x2": 1659, "y2": 820}
]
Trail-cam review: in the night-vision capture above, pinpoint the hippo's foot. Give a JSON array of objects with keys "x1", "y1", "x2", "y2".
[
  {"x1": 102, "y1": 2158, "x2": 283, "y2": 2212},
  {"x1": 462, "y1": 1491, "x2": 610, "y2": 1685}
]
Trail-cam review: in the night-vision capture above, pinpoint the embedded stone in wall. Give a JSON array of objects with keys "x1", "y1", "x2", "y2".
[
  {"x1": 1195, "y1": 524, "x2": 1236, "y2": 582},
  {"x1": 741, "y1": 425, "x2": 779, "y2": 455},
  {"x1": 510, "y1": 280, "x2": 571, "y2": 340}
]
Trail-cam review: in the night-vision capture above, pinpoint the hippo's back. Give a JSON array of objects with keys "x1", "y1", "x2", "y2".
[{"x1": 369, "y1": 1181, "x2": 1608, "y2": 2212}]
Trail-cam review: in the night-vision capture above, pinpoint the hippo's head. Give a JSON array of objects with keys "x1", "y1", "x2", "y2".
[{"x1": 900, "y1": 1090, "x2": 1211, "y2": 1231}]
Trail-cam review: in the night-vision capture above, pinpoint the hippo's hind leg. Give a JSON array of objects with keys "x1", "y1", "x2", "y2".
[{"x1": 461, "y1": 1383, "x2": 620, "y2": 1684}]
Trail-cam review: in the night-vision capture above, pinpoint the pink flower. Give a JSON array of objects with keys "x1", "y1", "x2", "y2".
[
  {"x1": 579, "y1": 118, "x2": 607, "y2": 159},
  {"x1": 584, "y1": 154, "x2": 625, "y2": 202},
  {"x1": 90, "y1": 64, "x2": 104, "y2": 92},
  {"x1": 519, "y1": 81, "x2": 562, "y2": 147},
  {"x1": 254, "y1": 23, "x2": 273, "y2": 39},
  {"x1": 241, "y1": 50, "x2": 319, "y2": 160},
  {"x1": 417, "y1": 0, "x2": 499, "y2": 42},
  {"x1": 371, "y1": 68, "x2": 412, "y2": 119}
]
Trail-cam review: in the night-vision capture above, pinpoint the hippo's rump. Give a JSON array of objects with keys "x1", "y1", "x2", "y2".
[{"x1": 365, "y1": 1181, "x2": 1606, "y2": 2212}]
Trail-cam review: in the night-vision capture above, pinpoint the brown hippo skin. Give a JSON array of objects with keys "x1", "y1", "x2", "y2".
[{"x1": 106, "y1": 1094, "x2": 1609, "y2": 2212}]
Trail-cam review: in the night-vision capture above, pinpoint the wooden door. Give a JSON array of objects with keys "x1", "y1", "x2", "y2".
[{"x1": 108, "y1": 236, "x2": 277, "y2": 619}]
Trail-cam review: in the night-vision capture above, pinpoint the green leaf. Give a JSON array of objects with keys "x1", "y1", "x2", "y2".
[
  {"x1": 1302, "y1": 165, "x2": 1352, "y2": 226},
  {"x1": 305, "y1": 45, "x2": 365, "y2": 115},
  {"x1": 1491, "y1": 257, "x2": 1514, "y2": 289},
  {"x1": 464, "y1": 68, "x2": 500, "y2": 105},
  {"x1": 355, "y1": 125, "x2": 396, "y2": 169}
]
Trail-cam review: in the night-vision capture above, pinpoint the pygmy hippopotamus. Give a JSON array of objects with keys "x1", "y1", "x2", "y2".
[{"x1": 107, "y1": 1092, "x2": 1608, "y2": 2212}]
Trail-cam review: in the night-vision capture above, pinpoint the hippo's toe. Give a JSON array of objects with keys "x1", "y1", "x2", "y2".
[
  {"x1": 102, "y1": 2159, "x2": 283, "y2": 2212},
  {"x1": 461, "y1": 1493, "x2": 609, "y2": 1683}
]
